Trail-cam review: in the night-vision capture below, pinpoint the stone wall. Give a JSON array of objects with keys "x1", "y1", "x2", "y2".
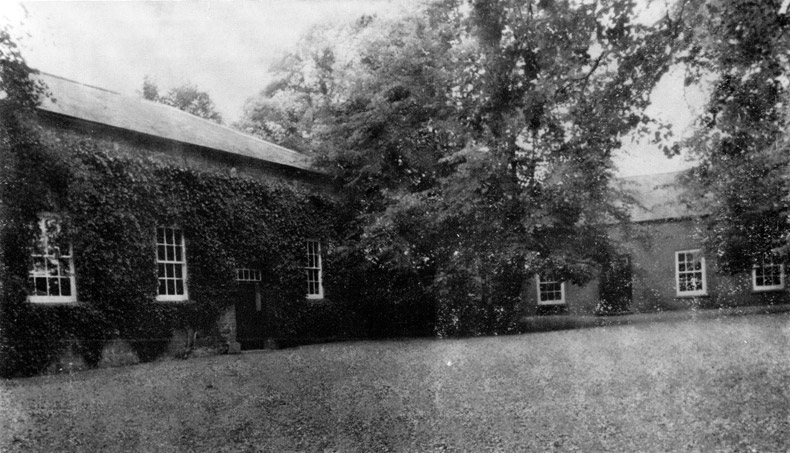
[{"x1": 38, "y1": 112, "x2": 331, "y2": 190}]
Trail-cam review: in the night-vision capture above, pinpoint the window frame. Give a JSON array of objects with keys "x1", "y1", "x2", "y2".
[
  {"x1": 235, "y1": 268, "x2": 262, "y2": 282},
  {"x1": 752, "y1": 255, "x2": 785, "y2": 292},
  {"x1": 306, "y1": 240, "x2": 324, "y2": 300},
  {"x1": 535, "y1": 274, "x2": 566, "y2": 305},
  {"x1": 675, "y1": 249, "x2": 707, "y2": 297},
  {"x1": 28, "y1": 214, "x2": 77, "y2": 304},
  {"x1": 155, "y1": 226, "x2": 189, "y2": 302}
]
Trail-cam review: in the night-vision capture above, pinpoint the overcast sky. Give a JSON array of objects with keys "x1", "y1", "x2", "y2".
[{"x1": 6, "y1": 1, "x2": 702, "y2": 176}]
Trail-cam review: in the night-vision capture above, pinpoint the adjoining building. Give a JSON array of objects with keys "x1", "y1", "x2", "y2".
[{"x1": 524, "y1": 171, "x2": 789, "y2": 316}]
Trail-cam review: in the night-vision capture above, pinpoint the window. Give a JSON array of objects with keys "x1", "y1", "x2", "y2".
[
  {"x1": 235, "y1": 268, "x2": 262, "y2": 282},
  {"x1": 676, "y1": 250, "x2": 707, "y2": 296},
  {"x1": 28, "y1": 215, "x2": 77, "y2": 303},
  {"x1": 753, "y1": 255, "x2": 785, "y2": 291},
  {"x1": 536, "y1": 275, "x2": 565, "y2": 305},
  {"x1": 306, "y1": 240, "x2": 323, "y2": 299},
  {"x1": 156, "y1": 227, "x2": 188, "y2": 301}
]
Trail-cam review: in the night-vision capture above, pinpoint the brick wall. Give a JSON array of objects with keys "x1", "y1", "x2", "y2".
[{"x1": 523, "y1": 218, "x2": 790, "y2": 316}]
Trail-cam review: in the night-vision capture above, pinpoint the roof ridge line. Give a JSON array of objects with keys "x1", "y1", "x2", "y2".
[{"x1": 37, "y1": 71, "x2": 121, "y2": 95}]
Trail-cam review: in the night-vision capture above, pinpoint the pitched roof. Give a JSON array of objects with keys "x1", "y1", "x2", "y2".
[
  {"x1": 617, "y1": 171, "x2": 700, "y2": 222},
  {"x1": 35, "y1": 73, "x2": 313, "y2": 172}
]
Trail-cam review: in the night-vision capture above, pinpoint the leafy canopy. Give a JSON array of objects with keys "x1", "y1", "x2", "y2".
[
  {"x1": 0, "y1": 25, "x2": 48, "y2": 111},
  {"x1": 674, "y1": 0, "x2": 790, "y2": 273},
  {"x1": 240, "y1": 0, "x2": 684, "y2": 332},
  {"x1": 141, "y1": 76, "x2": 223, "y2": 124}
]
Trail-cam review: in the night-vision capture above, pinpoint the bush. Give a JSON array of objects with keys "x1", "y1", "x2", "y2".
[
  {"x1": 0, "y1": 295, "x2": 114, "y2": 377},
  {"x1": 434, "y1": 259, "x2": 526, "y2": 337},
  {"x1": 325, "y1": 252, "x2": 436, "y2": 339}
]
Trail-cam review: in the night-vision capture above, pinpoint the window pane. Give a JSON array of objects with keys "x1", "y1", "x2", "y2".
[
  {"x1": 33, "y1": 236, "x2": 46, "y2": 255},
  {"x1": 158, "y1": 279, "x2": 166, "y2": 295},
  {"x1": 175, "y1": 280, "x2": 184, "y2": 295},
  {"x1": 47, "y1": 258, "x2": 60, "y2": 276},
  {"x1": 48, "y1": 278, "x2": 61, "y2": 296},
  {"x1": 31, "y1": 257, "x2": 46, "y2": 274},
  {"x1": 167, "y1": 279, "x2": 175, "y2": 295},
  {"x1": 59, "y1": 258, "x2": 71, "y2": 275},
  {"x1": 33, "y1": 277, "x2": 48, "y2": 295},
  {"x1": 60, "y1": 278, "x2": 72, "y2": 296},
  {"x1": 157, "y1": 245, "x2": 166, "y2": 261}
]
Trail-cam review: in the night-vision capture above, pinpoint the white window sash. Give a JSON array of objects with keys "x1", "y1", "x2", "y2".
[
  {"x1": 28, "y1": 216, "x2": 77, "y2": 304},
  {"x1": 535, "y1": 275, "x2": 566, "y2": 305},
  {"x1": 306, "y1": 240, "x2": 324, "y2": 299},
  {"x1": 752, "y1": 260, "x2": 785, "y2": 292},
  {"x1": 675, "y1": 250, "x2": 707, "y2": 297},
  {"x1": 155, "y1": 227, "x2": 189, "y2": 302}
]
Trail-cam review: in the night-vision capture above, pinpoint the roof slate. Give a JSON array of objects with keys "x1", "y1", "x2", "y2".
[{"x1": 35, "y1": 73, "x2": 313, "y2": 171}]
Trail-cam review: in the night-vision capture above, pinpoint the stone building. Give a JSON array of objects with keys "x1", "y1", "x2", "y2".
[{"x1": 13, "y1": 73, "x2": 332, "y2": 366}]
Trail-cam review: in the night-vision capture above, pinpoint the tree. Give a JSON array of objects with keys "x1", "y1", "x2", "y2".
[
  {"x1": 0, "y1": 24, "x2": 57, "y2": 376},
  {"x1": 673, "y1": 0, "x2": 790, "y2": 273},
  {"x1": 0, "y1": 26, "x2": 47, "y2": 111},
  {"x1": 1, "y1": 23, "x2": 49, "y2": 268},
  {"x1": 234, "y1": 19, "x2": 379, "y2": 153},
  {"x1": 240, "y1": 1, "x2": 685, "y2": 334},
  {"x1": 141, "y1": 77, "x2": 223, "y2": 124}
]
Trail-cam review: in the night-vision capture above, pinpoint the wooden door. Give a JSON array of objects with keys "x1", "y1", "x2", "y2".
[{"x1": 235, "y1": 282, "x2": 269, "y2": 350}]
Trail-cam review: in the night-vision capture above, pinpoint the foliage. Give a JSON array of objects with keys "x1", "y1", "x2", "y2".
[
  {"x1": 0, "y1": 24, "x2": 48, "y2": 111},
  {"x1": 141, "y1": 76, "x2": 223, "y2": 124},
  {"x1": 0, "y1": 109, "x2": 338, "y2": 376},
  {"x1": 325, "y1": 250, "x2": 437, "y2": 339},
  {"x1": 239, "y1": 1, "x2": 685, "y2": 334},
  {"x1": 674, "y1": 0, "x2": 790, "y2": 273}
]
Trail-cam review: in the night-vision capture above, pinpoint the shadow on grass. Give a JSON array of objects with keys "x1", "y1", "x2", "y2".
[
  {"x1": 519, "y1": 302, "x2": 790, "y2": 334},
  {"x1": 245, "y1": 303, "x2": 790, "y2": 352}
]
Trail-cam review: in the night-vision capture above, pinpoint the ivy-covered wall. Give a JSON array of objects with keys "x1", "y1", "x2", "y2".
[{"x1": 0, "y1": 112, "x2": 343, "y2": 376}]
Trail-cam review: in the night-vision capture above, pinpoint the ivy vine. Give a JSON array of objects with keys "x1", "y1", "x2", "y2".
[{"x1": 0, "y1": 113, "x2": 340, "y2": 376}]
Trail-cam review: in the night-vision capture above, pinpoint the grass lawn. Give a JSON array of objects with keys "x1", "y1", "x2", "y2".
[{"x1": 2, "y1": 313, "x2": 790, "y2": 452}]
